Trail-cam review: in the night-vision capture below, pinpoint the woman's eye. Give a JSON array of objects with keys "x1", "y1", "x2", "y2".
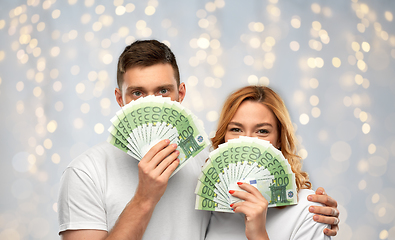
[
  {"x1": 258, "y1": 129, "x2": 269, "y2": 134},
  {"x1": 230, "y1": 128, "x2": 241, "y2": 132}
]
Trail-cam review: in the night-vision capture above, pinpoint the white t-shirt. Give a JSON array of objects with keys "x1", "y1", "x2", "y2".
[
  {"x1": 205, "y1": 189, "x2": 331, "y2": 240},
  {"x1": 58, "y1": 142, "x2": 211, "y2": 240}
]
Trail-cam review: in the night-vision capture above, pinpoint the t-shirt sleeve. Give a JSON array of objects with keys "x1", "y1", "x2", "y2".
[
  {"x1": 292, "y1": 216, "x2": 331, "y2": 240},
  {"x1": 291, "y1": 190, "x2": 332, "y2": 240},
  {"x1": 58, "y1": 166, "x2": 107, "y2": 233}
]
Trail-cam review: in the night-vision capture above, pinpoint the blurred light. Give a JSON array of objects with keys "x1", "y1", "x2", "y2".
[
  {"x1": 359, "y1": 111, "x2": 368, "y2": 122},
  {"x1": 37, "y1": 22, "x2": 45, "y2": 31},
  {"x1": 298, "y1": 149, "x2": 308, "y2": 159},
  {"x1": 372, "y1": 193, "x2": 380, "y2": 203},
  {"x1": 362, "y1": 123, "x2": 371, "y2": 134},
  {"x1": 380, "y1": 230, "x2": 388, "y2": 239},
  {"x1": 52, "y1": 9, "x2": 61, "y2": 19},
  {"x1": 289, "y1": 41, "x2": 300, "y2": 51},
  {"x1": 125, "y1": 3, "x2": 135, "y2": 12},
  {"x1": 116, "y1": 6, "x2": 126, "y2": 15},
  {"x1": 55, "y1": 101, "x2": 63, "y2": 112},
  {"x1": 361, "y1": 42, "x2": 370, "y2": 52},
  {"x1": 355, "y1": 74, "x2": 363, "y2": 85},
  {"x1": 248, "y1": 75, "x2": 259, "y2": 85},
  {"x1": 81, "y1": 103, "x2": 90, "y2": 113},
  {"x1": 100, "y1": 98, "x2": 111, "y2": 108},
  {"x1": 47, "y1": 120, "x2": 57, "y2": 133},
  {"x1": 74, "y1": 118, "x2": 84, "y2": 129},
  {"x1": 44, "y1": 139, "x2": 53, "y2": 149},
  {"x1": 309, "y1": 78, "x2": 319, "y2": 89},
  {"x1": 367, "y1": 143, "x2": 376, "y2": 155},
  {"x1": 352, "y1": 42, "x2": 360, "y2": 52},
  {"x1": 145, "y1": 6, "x2": 156, "y2": 15},
  {"x1": 311, "y1": 107, "x2": 321, "y2": 118},
  {"x1": 206, "y1": 111, "x2": 219, "y2": 122},
  {"x1": 95, "y1": 5, "x2": 105, "y2": 14},
  {"x1": 16, "y1": 81, "x2": 24, "y2": 91},
  {"x1": 81, "y1": 13, "x2": 91, "y2": 24},
  {"x1": 311, "y1": 3, "x2": 321, "y2": 14},
  {"x1": 188, "y1": 76, "x2": 198, "y2": 87},
  {"x1": 384, "y1": 11, "x2": 393, "y2": 22},
  {"x1": 205, "y1": 2, "x2": 216, "y2": 12},
  {"x1": 310, "y1": 95, "x2": 319, "y2": 106},
  {"x1": 332, "y1": 57, "x2": 341, "y2": 68},
  {"x1": 299, "y1": 114, "x2": 309, "y2": 125},
  {"x1": 52, "y1": 153, "x2": 60, "y2": 164},
  {"x1": 249, "y1": 38, "x2": 261, "y2": 48},
  {"x1": 312, "y1": 21, "x2": 321, "y2": 31},
  {"x1": 244, "y1": 55, "x2": 254, "y2": 66},
  {"x1": 76, "y1": 83, "x2": 85, "y2": 94},
  {"x1": 33, "y1": 87, "x2": 42, "y2": 97},
  {"x1": 291, "y1": 16, "x2": 301, "y2": 28},
  {"x1": 259, "y1": 77, "x2": 269, "y2": 86},
  {"x1": 94, "y1": 123, "x2": 105, "y2": 134},
  {"x1": 358, "y1": 179, "x2": 367, "y2": 190}
]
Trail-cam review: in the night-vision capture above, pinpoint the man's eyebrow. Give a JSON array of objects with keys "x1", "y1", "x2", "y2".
[{"x1": 154, "y1": 84, "x2": 176, "y2": 91}]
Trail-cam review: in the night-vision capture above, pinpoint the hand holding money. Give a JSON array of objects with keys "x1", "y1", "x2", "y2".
[
  {"x1": 134, "y1": 139, "x2": 180, "y2": 207},
  {"x1": 107, "y1": 95, "x2": 210, "y2": 177},
  {"x1": 195, "y1": 136, "x2": 298, "y2": 212},
  {"x1": 230, "y1": 182, "x2": 270, "y2": 240}
]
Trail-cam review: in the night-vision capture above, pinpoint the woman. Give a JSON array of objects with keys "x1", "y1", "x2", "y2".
[{"x1": 206, "y1": 86, "x2": 333, "y2": 240}]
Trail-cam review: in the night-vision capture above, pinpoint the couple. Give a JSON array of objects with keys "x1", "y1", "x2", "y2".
[{"x1": 58, "y1": 40, "x2": 339, "y2": 239}]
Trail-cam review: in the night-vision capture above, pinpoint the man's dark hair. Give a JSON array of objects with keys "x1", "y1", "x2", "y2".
[{"x1": 117, "y1": 40, "x2": 180, "y2": 91}]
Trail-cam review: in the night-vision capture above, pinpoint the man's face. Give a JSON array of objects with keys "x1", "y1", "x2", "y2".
[{"x1": 115, "y1": 63, "x2": 186, "y2": 107}]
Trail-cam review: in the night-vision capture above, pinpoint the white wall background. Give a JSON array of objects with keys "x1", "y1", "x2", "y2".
[{"x1": 0, "y1": 0, "x2": 394, "y2": 239}]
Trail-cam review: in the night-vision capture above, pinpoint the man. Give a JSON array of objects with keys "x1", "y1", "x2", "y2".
[{"x1": 58, "y1": 40, "x2": 339, "y2": 239}]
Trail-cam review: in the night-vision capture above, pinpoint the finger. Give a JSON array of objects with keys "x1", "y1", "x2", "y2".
[
  {"x1": 315, "y1": 187, "x2": 326, "y2": 195},
  {"x1": 154, "y1": 150, "x2": 180, "y2": 175},
  {"x1": 307, "y1": 194, "x2": 338, "y2": 208},
  {"x1": 323, "y1": 227, "x2": 338, "y2": 237},
  {"x1": 237, "y1": 182, "x2": 265, "y2": 200},
  {"x1": 149, "y1": 143, "x2": 178, "y2": 167},
  {"x1": 232, "y1": 201, "x2": 267, "y2": 217},
  {"x1": 312, "y1": 214, "x2": 340, "y2": 225},
  {"x1": 309, "y1": 205, "x2": 339, "y2": 217},
  {"x1": 140, "y1": 139, "x2": 170, "y2": 163},
  {"x1": 160, "y1": 158, "x2": 180, "y2": 179}
]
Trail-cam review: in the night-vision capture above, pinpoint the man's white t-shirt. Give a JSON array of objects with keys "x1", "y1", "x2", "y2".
[
  {"x1": 58, "y1": 142, "x2": 211, "y2": 240},
  {"x1": 205, "y1": 189, "x2": 331, "y2": 240}
]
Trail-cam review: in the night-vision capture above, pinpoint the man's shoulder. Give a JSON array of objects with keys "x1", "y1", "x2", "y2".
[{"x1": 67, "y1": 141, "x2": 129, "y2": 170}]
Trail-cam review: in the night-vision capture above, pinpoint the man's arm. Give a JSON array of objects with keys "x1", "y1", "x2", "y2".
[
  {"x1": 61, "y1": 139, "x2": 180, "y2": 240},
  {"x1": 308, "y1": 187, "x2": 340, "y2": 237}
]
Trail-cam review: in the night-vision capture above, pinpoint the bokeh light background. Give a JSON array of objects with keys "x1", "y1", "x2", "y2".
[{"x1": 0, "y1": 0, "x2": 394, "y2": 239}]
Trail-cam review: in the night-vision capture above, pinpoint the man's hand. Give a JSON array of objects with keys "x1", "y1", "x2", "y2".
[
  {"x1": 134, "y1": 139, "x2": 180, "y2": 207},
  {"x1": 308, "y1": 187, "x2": 340, "y2": 237},
  {"x1": 105, "y1": 139, "x2": 180, "y2": 240}
]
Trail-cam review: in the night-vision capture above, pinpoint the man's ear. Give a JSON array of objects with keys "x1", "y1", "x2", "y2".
[
  {"x1": 115, "y1": 88, "x2": 124, "y2": 107},
  {"x1": 178, "y1": 82, "x2": 186, "y2": 103}
]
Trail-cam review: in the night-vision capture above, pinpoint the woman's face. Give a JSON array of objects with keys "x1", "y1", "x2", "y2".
[{"x1": 224, "y1": 100, "x2": 280, "y2": 148}]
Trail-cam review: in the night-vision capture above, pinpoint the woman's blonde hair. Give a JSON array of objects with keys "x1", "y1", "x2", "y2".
[{"x1": 211, "y1": 86, "x2": 311, "y2": 190}]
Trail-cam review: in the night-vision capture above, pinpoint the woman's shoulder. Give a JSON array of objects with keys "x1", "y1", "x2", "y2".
[{"x1": 298, "y1": 188, "x2": 324, "y2": 207}]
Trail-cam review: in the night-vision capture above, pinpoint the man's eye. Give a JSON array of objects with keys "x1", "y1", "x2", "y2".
[
  {"x1": 132, "y1": 91, "x2": 142, "y2": 96},
  {"x1": 159, "y1": 89, "x2": 168, "y2": 94}
]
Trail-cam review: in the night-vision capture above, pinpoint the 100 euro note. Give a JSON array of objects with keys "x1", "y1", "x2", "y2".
[
  {"x1": 107, "y1": 95, "x2": 210, "y2": 177},
  {"x1": 195, "y1": 137, "x2": 298, "y2": 212}
]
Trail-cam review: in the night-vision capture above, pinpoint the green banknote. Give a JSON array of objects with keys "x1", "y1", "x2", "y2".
[
  {"x1": 195, "y1": 136, "x2": 299, "y2": 212},
  {"x1": 107, "y1": 95, "x2": 210, "y2": 177}
]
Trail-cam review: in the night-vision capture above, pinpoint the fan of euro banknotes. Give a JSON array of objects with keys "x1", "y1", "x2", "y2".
[
  {"x1": 107, "y1": 95, "x2": 210, "y2": 177},
  {"x1": 195, "y1": 136, "x2": 298, "y2": 212}
]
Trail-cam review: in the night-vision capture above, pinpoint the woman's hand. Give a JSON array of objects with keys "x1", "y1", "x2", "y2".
[
  {"x1": 308, "y1": 187, "x2": 340, "y2": 236},
  {"x1": 229, "y1": 182, "x2": 270, "y2": 240}
]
